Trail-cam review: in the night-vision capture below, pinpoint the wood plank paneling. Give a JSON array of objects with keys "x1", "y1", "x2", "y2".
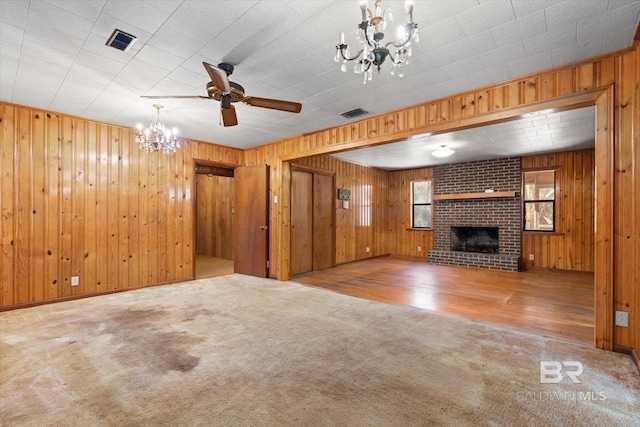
[
  {"x1": 613, "y1": 47, "x2": 639, "y2": 353},
  {"x1": 521, "y1": 149, "x2": 595, "y2": 272},
  {"x1": 0, "y1": 103, "x2": 242, "y2": 308},
  {"x1": 388, "y1": 168, "x2": 434, "y2": 257},
  {"x1": 195, "y1": 174, "x2": 234, "y2": 260}
]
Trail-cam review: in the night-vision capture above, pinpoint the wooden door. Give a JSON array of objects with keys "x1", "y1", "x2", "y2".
[
  {"x1": 290, "y1": 170, "x2": 313, "y2": 275},
  {"x1": 313, "y1": 173, "x2": 334, "y2": 270},
  {"x1": 233, "y1": 164, "x2": 269, "y2": 277}
]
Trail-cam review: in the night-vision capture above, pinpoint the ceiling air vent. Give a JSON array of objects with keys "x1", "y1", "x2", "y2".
[
  {"x1": 340, "y1": 108, "x2": 369, "y2": 119},
  {"x1": 106, "y1": 29, "x2": 137, "y2": 52}
]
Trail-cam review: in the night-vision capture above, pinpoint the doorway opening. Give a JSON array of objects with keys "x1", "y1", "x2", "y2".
[{"x1": 194, "y1": 163, "x2": 235, "y2": 279}]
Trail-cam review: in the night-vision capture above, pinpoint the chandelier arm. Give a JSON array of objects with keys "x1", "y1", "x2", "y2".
[
  {"x1": 339, "y1": 47, "x2": 365, "y2": 62},
  {"x1": 386, "y1": 48, "x2": 397, "y2": 64},
  {"x1": 386, "y1": 24, "x2": 416, "y2": 49}
]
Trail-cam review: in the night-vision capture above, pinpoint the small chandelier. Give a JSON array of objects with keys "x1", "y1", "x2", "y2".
[
  {"x1": 135, "y1": 104, "x2": 180, "y2": 154},
  {"x1": 335, "y1": 0, "x2": 418, "y2": 84}
]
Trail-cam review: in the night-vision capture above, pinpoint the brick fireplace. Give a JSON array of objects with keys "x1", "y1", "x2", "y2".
[{"x1": 427, "y1": 157, "x2": 521, "y2": 271}]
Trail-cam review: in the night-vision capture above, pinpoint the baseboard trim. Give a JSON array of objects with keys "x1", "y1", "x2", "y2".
[
  {"x1": 613, "y1": 344, "x2": 640, "y2": 373},
  {"x1": 0, "y1": 277, "x2": 193, "y2": 312}
]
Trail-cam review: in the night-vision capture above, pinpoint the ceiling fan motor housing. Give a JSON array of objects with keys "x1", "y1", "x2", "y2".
[
  {"x1": 217, "y1": 63, "x2": 235, "y2": 76},
  {"x1": 206, "y1": 81, "x2": 245, "y2": 103}
]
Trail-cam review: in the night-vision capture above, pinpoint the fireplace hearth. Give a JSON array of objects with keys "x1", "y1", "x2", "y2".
[{"x1": 451, "y1": 226, "x2": 499, "y2": 254}]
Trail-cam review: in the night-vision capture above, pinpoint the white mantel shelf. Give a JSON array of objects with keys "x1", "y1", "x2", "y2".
[{"x1": 433, "y1": 191, "x2": 517, "y2": 201}]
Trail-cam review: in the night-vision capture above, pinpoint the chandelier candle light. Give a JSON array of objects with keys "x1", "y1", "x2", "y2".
[
  {"x1": 335, "y1": 0, "x2": 418, "y2": 84},
  {"x1": 135, "y1": 104, "x2": 180, "y2": 154}
]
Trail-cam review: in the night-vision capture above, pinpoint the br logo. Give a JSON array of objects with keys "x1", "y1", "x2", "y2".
[{"x1": 540, "y1": 361, "x2": 584, "y2": 384}]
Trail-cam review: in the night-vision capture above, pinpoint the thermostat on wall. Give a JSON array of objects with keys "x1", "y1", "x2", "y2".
[{"x1": 337, "y1": 188, "x2": 351, "y2": 200}]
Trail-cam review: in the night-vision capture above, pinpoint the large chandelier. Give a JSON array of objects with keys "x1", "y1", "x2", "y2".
[
  {"x1": 335, "y1": 0, "x2": 418, "y2": 84},
  {"x1": 135, "y1": 104, "x2": 180, "y2": 153}
]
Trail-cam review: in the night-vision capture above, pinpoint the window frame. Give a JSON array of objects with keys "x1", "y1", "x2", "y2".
[
  {"x1": 522, "y1": 168, "x2": 558, "y2": 233},
  {"x1": 410, "y1": 180, "x2": 433, "y2": 229}
]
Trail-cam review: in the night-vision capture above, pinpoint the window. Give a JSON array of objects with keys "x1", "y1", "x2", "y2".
[
  {"x1": 523, "y1": 170, "x2": 556, "y2": 232},
  {"x1": 411, "y1": 180, "x2": 432, "y2": 228}
]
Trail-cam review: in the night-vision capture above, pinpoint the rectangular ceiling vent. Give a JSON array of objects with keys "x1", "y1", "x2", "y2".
[
  {"x1": 340, "y1": 108, "x2": 369, "y2": 119},
  {"x1": 106, "y1": 29, "x2": 137, "y2": 52}
]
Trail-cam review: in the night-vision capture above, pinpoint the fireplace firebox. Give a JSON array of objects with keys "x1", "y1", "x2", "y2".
[{"x1": 451, "y1": 226, "x2": 499, "y2": 254}]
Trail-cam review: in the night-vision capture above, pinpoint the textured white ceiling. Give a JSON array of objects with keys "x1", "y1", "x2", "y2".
[
  {"x1": 333, "y1": 106, "x2": 595, "y2": 170},
  {"x1": 1, "y1": 0, "x2": 638, "y2": 161}
]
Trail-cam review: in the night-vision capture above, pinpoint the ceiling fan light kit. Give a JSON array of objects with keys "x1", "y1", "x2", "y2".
[
  {"x1": 335, "y1": 0, "x2": 418, "y2": 84},
  {"x1": 135, "y1": 104, "x2": 181, "y2": 154},
  {"x1": 141, "y1": 62, "x2": 302, "y2": 128}
]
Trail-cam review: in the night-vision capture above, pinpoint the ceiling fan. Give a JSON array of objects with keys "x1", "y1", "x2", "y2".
[{"x1": 141, "y1": 62, "x2": 302, "y2": 127}]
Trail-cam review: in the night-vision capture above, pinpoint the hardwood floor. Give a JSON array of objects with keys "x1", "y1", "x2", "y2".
[
  {"x1": 292, "y1": 256, "x2": 594, "y2": 346},
  {"x1": 195, "y1": 255, "x2": 234, "y2": 279}
]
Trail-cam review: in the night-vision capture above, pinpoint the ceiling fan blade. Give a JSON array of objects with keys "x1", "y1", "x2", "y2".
[
  {"x1": 203, "y1": 62, "x2": 231, "y2": 94},
  {"x1": 243, "y1": 96, "x2": 302, "y2": 113},
  {"x1": 221, "y1": 105, "x2": 238, "y2": 127},
  {"x1": 141, "y1": 95, "x2": 210, "y2": 99}
]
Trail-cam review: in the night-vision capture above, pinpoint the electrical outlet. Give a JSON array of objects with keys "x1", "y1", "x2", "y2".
[
  {"x1": 417, "y1": 246, "x2": 422, "y2": 252},
  {"x1": 365, "y1": 246, "x2": 370, "y2": 253},
  {"x1": 615, "y1": 311, "x2": 629, "y2": 327},
  {"x1": 529, "y1": 253, "x2": 534, "y2": 261},
  {"x1": 71, "y1": 276, "x2": 79, "y2": 286}
]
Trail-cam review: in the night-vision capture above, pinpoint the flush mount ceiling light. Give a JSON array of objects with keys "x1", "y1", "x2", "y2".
[
  {"x1": 335, "y1": 0, "x2": 419, "y2": 84},
  {"x1": 135, "y1": 104, "x2": 180, "y2": 154},
  {"x1": 432, "y1": 145, "x2": 455, "y2": 158}
]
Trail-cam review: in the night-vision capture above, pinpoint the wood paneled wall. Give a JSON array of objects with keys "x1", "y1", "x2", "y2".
[
  {"x1": 0, "y1": 103, "x2": 243, "y2": 308},
  {"x1": 287, "y1": 160, "x2": 435, "y2": 261},
  {"x1": 521, "y1": 149, "x2": 595, "y2": 272},
  {"x1": 612, "y1": 41, "x2": 639, "y2": 354},
  {"x1": 295, "y1": 155, "x2": 389, "y2": 264},
  {"x1": 2, "y1": 40, "x2": 638, "y2": 355},
  {"x1": 388, "y1": 168, "x2": 434, "y2": 257},
  {"x1": 195, "y1": 174, "x2": 234, "y2": 259},
  {"x1": 247, "y1": 42, "x2": 639, "y2": 355}
]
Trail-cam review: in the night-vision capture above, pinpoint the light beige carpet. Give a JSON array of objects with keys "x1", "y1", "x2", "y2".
[{"x1": 1, "y1": 274, "x2": 638, "y2": 426}]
